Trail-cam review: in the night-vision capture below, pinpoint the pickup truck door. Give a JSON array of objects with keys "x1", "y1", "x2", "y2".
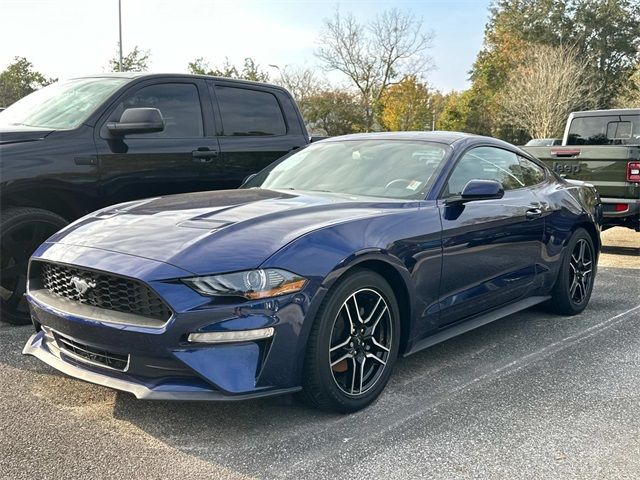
[
  {"x1": 208, "y1": 80, "x2": 307, "y2": 187},
  {"x1": 437, "y1": 146, "x2": 545, "y2": 326},
  {"x1": 94, "y1": 78, "x2": 221, "y2": 206}
]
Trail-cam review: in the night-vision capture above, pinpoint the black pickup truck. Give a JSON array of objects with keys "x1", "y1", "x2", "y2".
[{"x1": 0, "y1": 73, "x2": 310, "y2": 324}]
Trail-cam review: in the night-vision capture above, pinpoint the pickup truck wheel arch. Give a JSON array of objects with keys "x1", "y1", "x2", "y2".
[
  {"x1": 2, "y1": 189, "x2": 95, "y2": 222},
  {"x1": 0, "y1": 207, "x2": 69, "y2": 325}
]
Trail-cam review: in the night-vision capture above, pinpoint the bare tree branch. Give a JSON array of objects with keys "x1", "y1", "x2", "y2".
[
  {"x1": 499, "y1": 44, "x2": 597, "y2": 139},
  {"x1": 316, "y1": 8, "x2": 433, "y2": 131}
]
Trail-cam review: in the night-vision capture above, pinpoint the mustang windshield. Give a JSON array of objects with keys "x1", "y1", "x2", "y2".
[
  {"x1": 251, "y1": 140, "x2": 449, "y2": 199},
  {"x1": 0, "y1": 77, "x2": 129, "y2": 129}
]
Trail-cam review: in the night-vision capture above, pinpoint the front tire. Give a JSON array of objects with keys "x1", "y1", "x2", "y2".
[
  {"x1": 1, "y1": 207, "x2": 68, "y2": 325},
  {"x1": 301, "y1": 269, "x2": 400, "y2": 413},
  {"x1": 548, "y1": 228, "x2": 596, "y2": 316}
]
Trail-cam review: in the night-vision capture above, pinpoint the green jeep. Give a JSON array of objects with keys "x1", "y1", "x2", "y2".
[{"x1": 523, "y1": 109, "x2": 640, "y2": 231}]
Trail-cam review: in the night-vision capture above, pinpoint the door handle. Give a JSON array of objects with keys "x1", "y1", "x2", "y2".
[
  {"x1": 192, "y1": 148, "x2": 219, "y2": 163},
  {"x1": 525, "y1": 208, "x2": 542, "y2": 220}
]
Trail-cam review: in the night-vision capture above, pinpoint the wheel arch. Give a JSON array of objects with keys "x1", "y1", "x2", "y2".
[
  {"x1": 1, "y1": 187, "x2": 96, "y2": 222},
  {"x1": 320, "y1": 251, "x2": 415, "y2": 355},
  {"x1": 576, "y1": 221, "x2": 600, "y2": 258}
]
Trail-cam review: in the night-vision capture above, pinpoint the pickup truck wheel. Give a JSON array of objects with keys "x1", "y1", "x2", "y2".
[
  {"x1": 548, "y1": 228, "x2": 596, "y2": 316},
  {"x1": 1, "y1": 207, "x2": 68, "y2": 325}
]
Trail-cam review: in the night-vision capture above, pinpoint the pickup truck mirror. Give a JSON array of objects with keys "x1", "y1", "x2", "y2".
[
  {"x1": 107, "y1": 108, "x2": 164, "y2": 136},
  {"x1": 447, "y1": 179, "x2": 504, "y2": 204}
]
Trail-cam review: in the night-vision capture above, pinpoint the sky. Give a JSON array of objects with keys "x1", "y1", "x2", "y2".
[{"x1": 0, "y1": 0, "x2": 490, "y2": 92}]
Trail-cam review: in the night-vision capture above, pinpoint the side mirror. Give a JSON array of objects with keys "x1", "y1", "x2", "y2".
[
  {"x1": 447, "y1": 179, "x2": 504, "y2": 204},
  {"x1": 107, "y1": 108, "x2": 164, "y2": 136}
]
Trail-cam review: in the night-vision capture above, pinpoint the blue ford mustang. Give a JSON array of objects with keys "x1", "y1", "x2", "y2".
[{"x1": 23, "y1": 132, "x2": 601, "y2": 412}]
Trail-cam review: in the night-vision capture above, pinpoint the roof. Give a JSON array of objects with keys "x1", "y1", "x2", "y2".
[
  {"x1": 323, "y1": 131, "x2": 493, "y2": 146},
  {"x1": 69, "y1": 72, "x2": 289, "y2": 91},
  {"x1": 570, "y1": 108, "x2": 640, "y2": 117}
]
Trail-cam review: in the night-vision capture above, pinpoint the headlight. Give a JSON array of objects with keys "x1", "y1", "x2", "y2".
[{"x1": 182, "y1": 269, "x2": 307, "y2": 299}]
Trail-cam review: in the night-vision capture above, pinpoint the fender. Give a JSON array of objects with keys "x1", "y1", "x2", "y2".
[{"x1": 272, "y1": 247, "x2": 418, "y2": 378}]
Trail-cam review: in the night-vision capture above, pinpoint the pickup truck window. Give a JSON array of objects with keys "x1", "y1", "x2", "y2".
[
  {"x1": 567, "y1": 115, "x2": 640, "y2": 145},
  {"x1": 120, "y1": 83, "x2": 203, "y2": 138},
  {"x1": 216, "y1": 86, "x2": 286, "y2": 136}
]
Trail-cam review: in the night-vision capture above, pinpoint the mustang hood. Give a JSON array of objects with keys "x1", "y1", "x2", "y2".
[
  {"x1": 47, "y1": 189, "x2": 399, "y2": 275},
  {"x1": 0, "y1": 124, "x2": 55, "y2": 144}
]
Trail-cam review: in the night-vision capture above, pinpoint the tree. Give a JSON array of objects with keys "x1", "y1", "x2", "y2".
[
  {"x1": 0, "y1": 57, "x2": 54, "y2": 107},
  {"x1": 572, "y1": 0, "x2": 640, "y2": 107},
  {"x1": 379, "y1": 75, "x2": 432, "y2": 131},
  {"x1": 108, "y1": 46, "x2": 151, "y2": 72},
  {"x1": 274, "y1": 66, "x2": 325, "y2": 105},
  {"x1": 304, "y1": 89, "x2": 365, "y2": 136},
  {"x1": 188, "y1": 57, "x2": 270, "y2": 82},
  {"x1": 316, "y1": 8, "x2": 433, "y2": 131},
  {"x1": 437, "y1": 91, "x2": 472, "y2": 132},
  {"x1": 462, "y1": 0, "x2": 640, "y2": 140},
  {"x1": 615, "y1": 63, "x2": 640, "y2": 107},
  {"x1": 472, "y1": 0, "x2": 640, "y2": 109},
  {"x1": 499, "y1": 44, "x2": 595, "y2": 138},
  {"x1": 273, "y1": 66, "x2": 326, "y2": 129}
]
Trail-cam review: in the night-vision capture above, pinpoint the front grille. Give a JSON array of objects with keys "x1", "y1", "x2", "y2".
[
  {"x1": 38, "y1": 262, "x2": 172, "y2": 322},
  {"x1": 56, "y1": 333, "x2": 129, "y2": 371}
]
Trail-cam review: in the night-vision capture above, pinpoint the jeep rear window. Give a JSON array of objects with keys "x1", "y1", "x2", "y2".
[
  {"x1": 567, "y1": 115, "x2": 640, "y2": 145},
  {"x1": 0, "y1": 77, "x2": 128, "y2": 130}
]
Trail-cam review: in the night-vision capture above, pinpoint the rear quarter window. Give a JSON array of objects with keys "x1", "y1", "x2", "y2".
[{"x1": 216, "y1": 86, "x2": 286, "y2": 136}]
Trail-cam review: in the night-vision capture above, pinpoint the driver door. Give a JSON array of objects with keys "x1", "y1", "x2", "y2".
[
  {"x1": 437, "y1": 146, "x2": 545, "y2": 326},
  {"x1": 94, "y1": 79, "x2": 220, "y2": 207}
]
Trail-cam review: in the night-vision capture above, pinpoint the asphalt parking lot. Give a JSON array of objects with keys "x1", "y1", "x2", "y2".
[{"x1": 1, "y1": 228, "x2": 638, "y2": 480}]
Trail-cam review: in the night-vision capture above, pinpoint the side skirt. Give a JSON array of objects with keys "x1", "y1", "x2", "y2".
[{"x1": 403, "y1": 295, "x2": 551, "y2": 357}]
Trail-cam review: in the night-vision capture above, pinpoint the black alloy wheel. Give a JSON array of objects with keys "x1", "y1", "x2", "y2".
[
  {"x1": 568, "y1": 238, "x2": 594, "y2": 306},
  {"x1": 549, "y1": 228, "x2": 596, "y2": 316},
  {"x1": 328, "y1": 288, "x2": 394, "y2": 396},
  {"x1": 1, "y1": 207, "x2": 68, "y2": 325},
  {"x1": 301, "y1": 269, "x2": 400, "y2": 413}
]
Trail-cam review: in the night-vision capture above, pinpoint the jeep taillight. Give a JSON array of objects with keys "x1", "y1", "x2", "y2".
[{"x1": 628, "y1": 162, "x2": 640, "y2": 182}]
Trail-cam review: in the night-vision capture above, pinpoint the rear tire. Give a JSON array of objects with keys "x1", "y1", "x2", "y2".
[
  {"x1": 301, "y1": 269, "x2": 400, "y2": 413},
  {"x1": 548, "y1": 228, "x2": 596, "y2": 316},
  {"x1": 1, "y1": 207, "x2": 68, "y2": 325}
]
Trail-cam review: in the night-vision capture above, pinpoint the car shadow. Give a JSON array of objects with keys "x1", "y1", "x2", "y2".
[
  {"x1": 6, "y1": 267, "x2": 635, "y2": 478},
  {"x1": 601, "y1": 245, "x2": 640, "y2": 256},
  {"x1": 106, "y1": 307, "x2": 562, "y2": 478}
]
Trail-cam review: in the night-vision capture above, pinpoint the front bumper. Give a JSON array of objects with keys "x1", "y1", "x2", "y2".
[
  {"x1": 24, "y1": 329, "x2": 303, "y2": 400},
  {"x1": 22, "y1": 243, "x2": 318, "y2": 401}
]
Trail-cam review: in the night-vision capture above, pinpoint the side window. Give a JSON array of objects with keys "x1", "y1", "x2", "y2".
[
  {"x1": 621, "y1": 115, "x2": 640, "y2": 144},
  {"x1": 216, "y1": 86, "x2": 286, "y2": 136},
  {"x1": 120, "y1": 83, "x2": 203, "y2": 138},
  {"x1": 567, "y1": 116, "x2": 615, "y2": 145},
  {"x1": 446, "y1": 147, "x2": 525, "y2": 196},
  {"x1": 518, "y1": 156, "x2": 546, "y2": 186}
]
